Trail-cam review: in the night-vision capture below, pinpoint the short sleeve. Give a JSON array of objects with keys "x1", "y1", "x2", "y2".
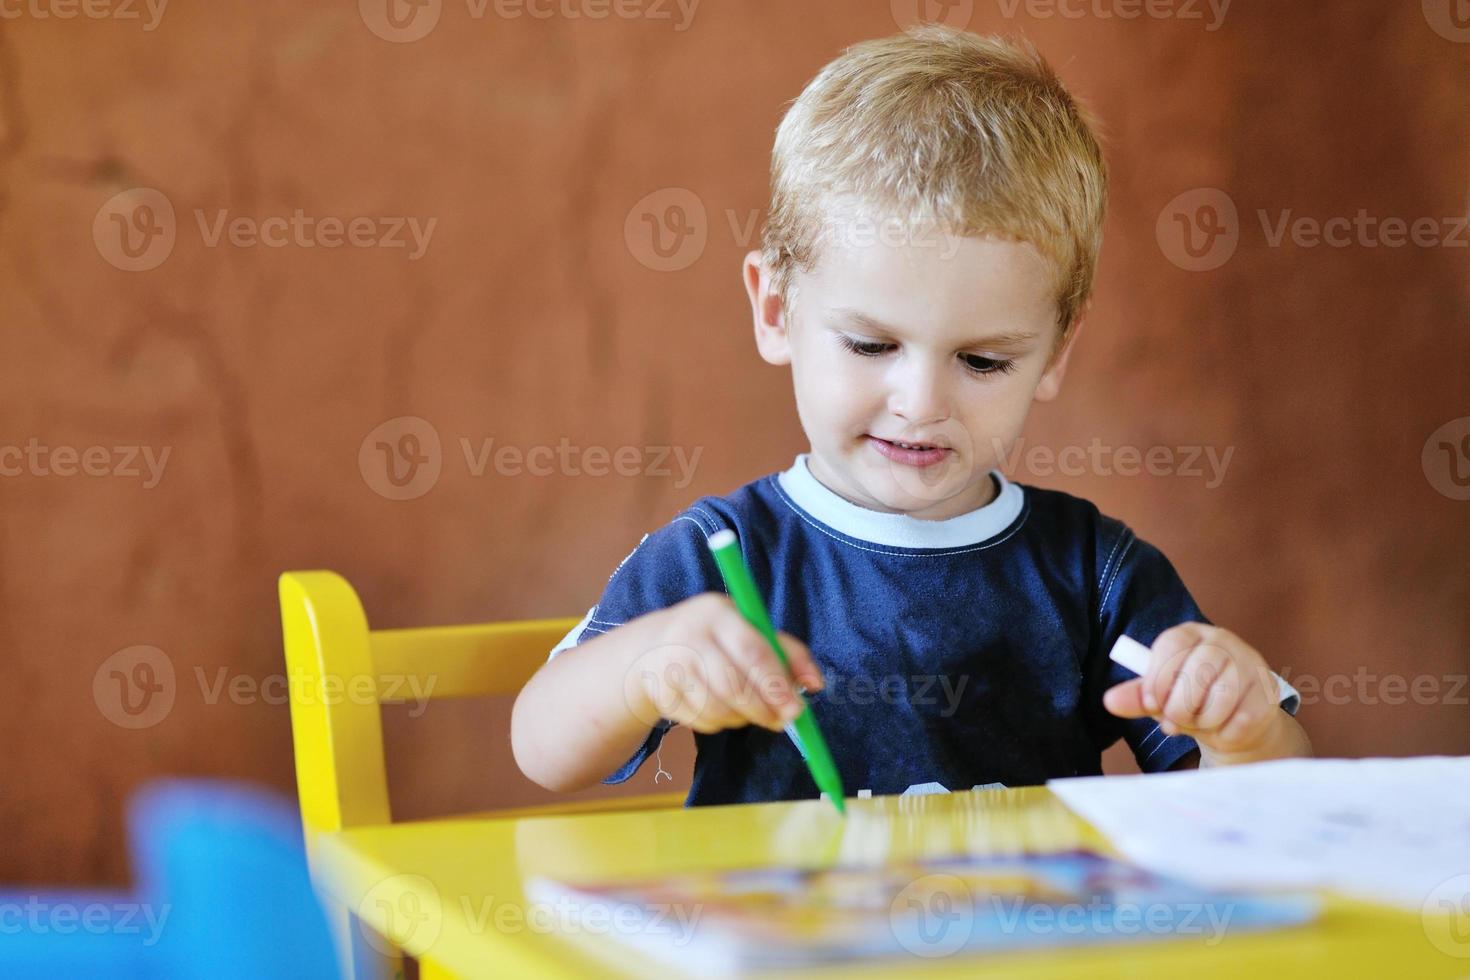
[
  {"x1": 1087, "y1": 519, "x2": 1300, "y2": 774},
  {"x1": 547, "y1": 509, "x2": 728, "y2": 784}
]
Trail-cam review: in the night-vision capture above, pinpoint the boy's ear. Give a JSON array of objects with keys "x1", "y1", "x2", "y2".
[
  {"x1": 744, "y1": 250, "x2": 791, "y2": 365},
  {"x1": 1033, "y1": 318, "x2": 1082, "y2": 403}
]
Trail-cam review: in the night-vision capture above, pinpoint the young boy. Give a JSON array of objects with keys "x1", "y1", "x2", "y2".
[{"x1": 511, "y1": 26, "x2": 1310, "y2": 805}]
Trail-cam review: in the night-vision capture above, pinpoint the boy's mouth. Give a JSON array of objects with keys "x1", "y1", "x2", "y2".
[{"x1": 866, "y1": 435, "x2": 952, "y2": 468}]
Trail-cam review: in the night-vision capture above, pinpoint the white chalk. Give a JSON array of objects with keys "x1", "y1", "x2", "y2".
[{"x1": 1109, "y1": 635, "x2": 1153, "y2": 676}]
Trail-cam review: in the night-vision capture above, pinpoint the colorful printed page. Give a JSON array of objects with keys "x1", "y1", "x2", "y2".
[{"x1": 526, "y1": 851, "x2": 1316, "y2": 975}]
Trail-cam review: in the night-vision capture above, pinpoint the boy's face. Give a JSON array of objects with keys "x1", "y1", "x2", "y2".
[{"x1": 744, "y1": 223, "x2": 1076, "y2": 521}]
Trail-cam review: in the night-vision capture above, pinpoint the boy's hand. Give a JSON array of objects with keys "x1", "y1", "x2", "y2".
[
  {"x1": 1102, "y1": 623, "x2": 1305, "y2": 765},
  {"x1": 626, "y1": 593, "x2": 824, "y2": 735}
]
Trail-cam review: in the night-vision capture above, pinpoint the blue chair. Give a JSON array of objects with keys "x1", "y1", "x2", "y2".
[{"x1": 0, "y1": 779, "x2": 340, "y2": 979}]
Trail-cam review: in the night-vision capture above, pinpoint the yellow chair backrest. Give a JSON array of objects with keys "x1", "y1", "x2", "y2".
[{"x1": 278, "y1": 570, "x2": 682, "y2": 837}]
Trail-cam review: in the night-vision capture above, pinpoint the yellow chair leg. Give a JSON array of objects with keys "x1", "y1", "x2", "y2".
[{"x1": 419, "y1": 958, "x2": 460, "y2": 980}]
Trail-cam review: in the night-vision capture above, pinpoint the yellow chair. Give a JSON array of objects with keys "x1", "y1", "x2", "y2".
[{"x1": 278, "y1": 570, "x2": 685, "y2": 980}]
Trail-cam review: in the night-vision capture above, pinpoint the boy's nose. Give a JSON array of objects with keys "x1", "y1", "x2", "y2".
[{"x1": 887, "y1": 361, "x2": 950, "y2": 426}]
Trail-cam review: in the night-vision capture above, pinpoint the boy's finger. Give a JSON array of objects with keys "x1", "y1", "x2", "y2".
[
  {"x1": 777, "y1": 632, "x2": 825, "y2": 691},
  {"x1": 712, "y1": 618, "x2": 801, "y2": 719},
  {"x1": 1215, "y1": 679, "x2": 1274, "y2": 750},
  {"x1": 1190, "y1": 659, "x2": 1243, "y2": 732},
  {"x1": 700, "y1": 648, "x2": 789, "y2": 731},
  {"x1": 1161, "y1": 646, "x2": 1230, "y2": 727},
  {"x1": 1146, "y1": 629, "x2": 1211, "y2": 713},
  {"x1": 1102, "y1": 678, "x2": 1150, "y2": 718}
]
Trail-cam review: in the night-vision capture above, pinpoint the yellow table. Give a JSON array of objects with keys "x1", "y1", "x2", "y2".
[{"x1": 313, "y1": 788, "x2": 1467, "y2": 978}]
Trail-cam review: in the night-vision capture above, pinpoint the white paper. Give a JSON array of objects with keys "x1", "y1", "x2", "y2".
[{"x1": 1049, "y1": 756, "x2": 1470, "y2": 910}]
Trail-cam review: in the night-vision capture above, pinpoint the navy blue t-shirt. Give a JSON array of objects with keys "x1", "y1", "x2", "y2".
[{"x1": 549, "y1": 455, "x2": 1299, "y2": 805}]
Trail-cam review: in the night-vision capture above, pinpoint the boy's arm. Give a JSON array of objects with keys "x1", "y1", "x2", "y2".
[
  {"x1": 1088, "y1": 519, "x2": 1306, "y2": 772},
  {"x1": 511, "y1": 609, "x2": 670, "y2": 793},
  {"x1": 511, "y1": 593, "x2": 820, "y2": 793}
]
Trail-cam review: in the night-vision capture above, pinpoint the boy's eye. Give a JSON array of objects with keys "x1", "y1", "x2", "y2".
[
  {"x1": 837, "y1": 335, "x2": 893, "y2": 357},
  {"x1": 961, "y1": 353, "x2": 1018, "y2": 376}
]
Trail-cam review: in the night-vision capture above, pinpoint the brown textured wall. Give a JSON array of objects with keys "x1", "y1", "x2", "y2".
[{"x1": 2, "y1": 1, "x2": 1467, "y2": 886}]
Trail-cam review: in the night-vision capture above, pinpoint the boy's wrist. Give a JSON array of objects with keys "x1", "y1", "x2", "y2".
[{"x1": 1198, "y1": 709, "x2": 1311, "y2": 767}]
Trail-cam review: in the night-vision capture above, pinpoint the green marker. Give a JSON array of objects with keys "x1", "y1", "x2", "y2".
[{"x1": 707, "y1": 529, "x2": 847, "y2": 815}]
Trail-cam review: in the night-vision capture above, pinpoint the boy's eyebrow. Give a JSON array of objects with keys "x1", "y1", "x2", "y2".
[{"x1": 827, "y1": 308, "x2": 1043, "y2": 350}]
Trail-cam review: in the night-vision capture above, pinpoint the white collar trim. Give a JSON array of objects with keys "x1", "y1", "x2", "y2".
[{"x1": 775, "y1": 454, "x2": 1025, "y2": 549}]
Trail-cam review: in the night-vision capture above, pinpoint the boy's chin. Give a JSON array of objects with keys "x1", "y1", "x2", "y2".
[{"x1": 858, "y1": 472, "x2": 978, "y2": 518}]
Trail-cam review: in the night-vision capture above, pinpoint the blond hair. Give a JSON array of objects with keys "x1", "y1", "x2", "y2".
[{"x1": 762, "y1": 26, "x2": 1108, "y2": 336}]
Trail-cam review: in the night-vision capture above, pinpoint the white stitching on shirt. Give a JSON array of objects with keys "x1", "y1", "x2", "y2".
[
  {"x1": 768, "y1": 476, "x2": 1031, "y2": 557},
  {"x1": 1097, "y1": 530, "x2": 1126, "y2": 593},
  {"x1": 671, "y1": 513, "x2": 714, "y2": 539},
  {"x1": 1137, "y1": 723, "x2": 1165, "y2": 751},
  {"x1": 1142, "y1": 728, "x2": 1185, "y2": 765},
  {"x1": 1097, "y1": 535, "x2": 1136, "y2": 619},
  {"x1": 686, "y1": 506, "x2": 723, "y2": 535}
]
